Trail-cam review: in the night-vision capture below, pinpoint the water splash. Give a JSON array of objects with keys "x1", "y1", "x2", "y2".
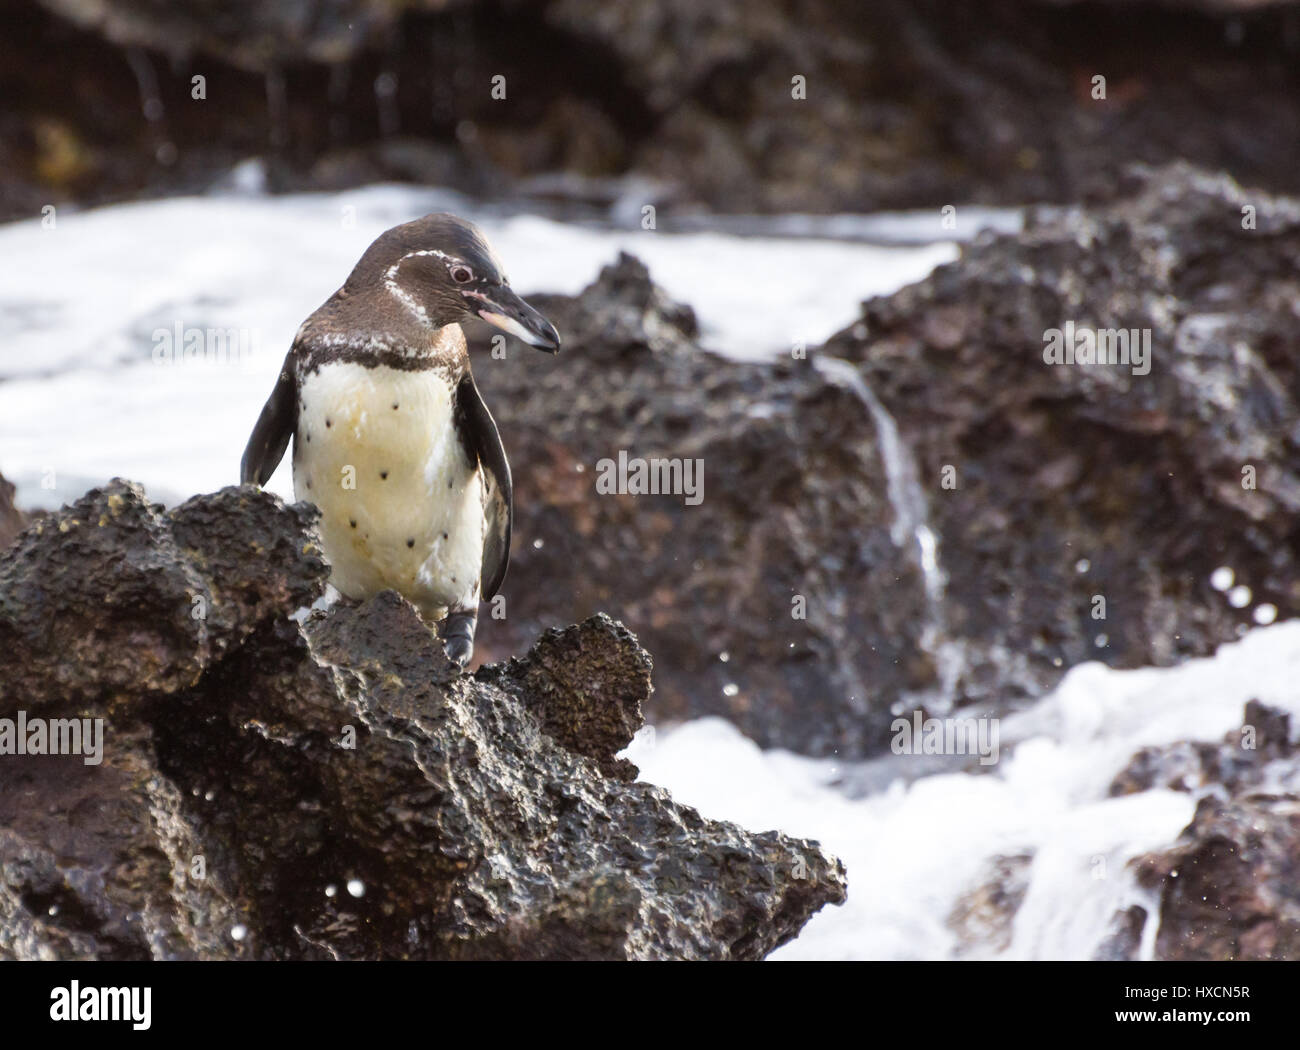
[
  {"x1": 124, "y1": 47, "x2": 165, "y2": 125},
  {"x1": 813, "y1": 355, "x2": 945, "y2": 605},
  {"x1": 814, "y1": 355, "x2": 963, "y2": 703},
  {"x1": 375, "y1": 70, "x2": 400, "y2": 137},
  {"x1": 265, "y1": 68, "x2": 288, "y2": 150}
]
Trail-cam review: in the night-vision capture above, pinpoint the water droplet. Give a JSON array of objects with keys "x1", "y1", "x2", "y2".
[
  {"x1": 722, "y1": 683, "x2": 739, "y2": 697},
  {"x1": 231, "y1": 924, "x2": 247, "y2": 941},
  {"x1": 718, "y1": 651, "x2": 730, "y2": 663},
  {"x1": 1094, "y1": 634, "x2": 1108, "y2": 648},
  {"x1": 347, "y1": 879, "x2": 365, "y2": 898},
  {"x1": 532, "y1": 538, "x2": 544, "y2": 550},
  {"x1": 1075, "y1": 558, "x2": 1090, "y2": 573},
  {"x1": 1210, "y1": 566, "x2": 1234, "y2": 592},
  {"x1": 325, "y1": 884, "x2": 337, "y2": 898},
  {"x1": 1228, "y1": 584, "x2": 1252, "y2": 609},
  {"x1": 1253, "y1": 603, "x2": 1278, "y2": 625}
]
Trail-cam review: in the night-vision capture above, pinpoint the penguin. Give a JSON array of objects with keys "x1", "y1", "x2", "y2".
[{"x1": 240, "y1": 213, "x2": 560, "y2": 666}]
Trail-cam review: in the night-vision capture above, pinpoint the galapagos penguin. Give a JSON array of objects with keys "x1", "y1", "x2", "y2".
[{"x1": 240, "y1": 213, "x2": 560, "y2": 666}]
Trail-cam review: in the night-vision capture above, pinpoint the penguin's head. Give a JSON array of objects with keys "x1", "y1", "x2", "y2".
[{"x1": 350, "y1": 212, "x2": 561, "y2": 353}]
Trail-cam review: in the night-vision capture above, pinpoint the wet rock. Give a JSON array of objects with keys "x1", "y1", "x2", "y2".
[
  {"x1": 9, "y1": 1, "x2": 1300, "y2": 219},
  {"x1": 823, "y1": 163, "x2": 1300, "y2": 716},
  {"x1": 1092, "y1": 904, "x2": 1148, "y2": 961},
  {"x1": 1113, "y1": 702, "x2": 1300, "y2": 960},
  {"x1": 471, "y1": 253, "x2": 930, "y2": 758},
  {"x1": 1110, "y1": 700, "x2": 1296, "y2": 797},
  {"x1": 0, "y1": 480, "x2": 327, "y2": 707},
  {"x1": 0, "y1": 474, "x2": 23, "y2": 550},
  {"x1": 947, "y1": 853, "x2": 1033, "y2": 957},
  {"x1": 1133, "y1": 795, "x2": 1300, "y2": 960},
  {"x1": 0, "y1": 481, "x2": 844, "y2": 960},
  {"x1": 475, "y1": 163, "x2": 1300, "y2": 757}
]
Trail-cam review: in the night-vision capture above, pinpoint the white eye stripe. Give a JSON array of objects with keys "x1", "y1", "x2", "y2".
[{"x1": 386, "y1": 250, "x2": 478, "y2": 280}]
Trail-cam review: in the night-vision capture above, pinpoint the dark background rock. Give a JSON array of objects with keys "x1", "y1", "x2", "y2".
[
  {"x1": 0, "y1": 481, "x2": 845, "y2": 960},
  {"x1": 470, "y1": 253, "x2": 932, "y2": 757},
  {"x1": 4, "y1": 0, "x2": 1300, "y2": 220},
  {"x1": 822, "y1": 163, "x2": 1300, "y2": 718},
  {"x1": 467, "y1": 166, "x2": 1300, "y2": 756},
  {"x1": 0, "y1": 474, "x2": 23, "y2": 550}
]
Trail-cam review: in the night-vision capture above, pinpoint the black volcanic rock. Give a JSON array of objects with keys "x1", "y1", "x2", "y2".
[
  {"x1": 0, "y1": 481, "x2": 844, "y2": 960},
  {"x1": 823, "y1": 163, "x2": 1300, "y2": 715},
  {"x1": 471, "y1": 252, "x2": 930, "y2": 758},
  {"x1": 474, "y1": 166, "x2": 1300, "y2": 757},
  {"x1": 1115, "y1": 702, "x2": 1300, "y2": 960}
]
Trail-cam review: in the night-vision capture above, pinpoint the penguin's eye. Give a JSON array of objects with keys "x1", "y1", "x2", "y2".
[{"x1": 450, "y1": 265, "x2": 474, "y2": 284}]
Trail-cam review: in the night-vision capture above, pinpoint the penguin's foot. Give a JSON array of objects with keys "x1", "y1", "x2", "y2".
[
  {"x1": 444, "y1": 635, "x2": 473, "y2": 667},
  {"x1": 440, "y1": 609, "x2": 478, "y2": 669}
]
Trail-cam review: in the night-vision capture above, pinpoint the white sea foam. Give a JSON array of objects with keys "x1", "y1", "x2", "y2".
[{"x1": 627, "y1": 620, "x2": 1300, "y2": 959}]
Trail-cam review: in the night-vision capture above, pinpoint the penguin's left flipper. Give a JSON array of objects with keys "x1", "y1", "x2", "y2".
[{"x1": 241, "y1": 350, "x2": 298, "y2": 486}]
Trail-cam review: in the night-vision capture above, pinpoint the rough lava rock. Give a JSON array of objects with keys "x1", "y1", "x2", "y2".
[
  {"x1": 473, "y1": 166, "x2": 1300, "y2": 757},
  {"x1": 470, "y1": 252, "x2": 930, "y2": 758},
  {"x1": 1101, "y1": 701, "x2": 1300, "y2": 960},
  {"x1": 0, "y1": 474, "x2": 22, "y2": 551},
  {"x1": 822, "y1": 163, "x2": 1300, "y2": 717},
  {"x1": 0, "y1": 480, "x2": 844, "y2": 960}
]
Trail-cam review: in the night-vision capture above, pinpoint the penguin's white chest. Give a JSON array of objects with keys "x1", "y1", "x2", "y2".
[{"x1": 293, "y1": 361, "x2": 485, "y2": 619}]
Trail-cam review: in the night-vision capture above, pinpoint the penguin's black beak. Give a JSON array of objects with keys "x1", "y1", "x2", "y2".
[{"x1": 469, "y1": 285, "x2": 561, "y2": 353}]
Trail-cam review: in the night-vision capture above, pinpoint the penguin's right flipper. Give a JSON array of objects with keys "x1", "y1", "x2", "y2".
[{"x1": 241, "y1": 351, "x2": 297, "y2": 486}]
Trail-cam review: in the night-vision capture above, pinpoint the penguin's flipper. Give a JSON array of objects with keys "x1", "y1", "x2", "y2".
[
  {"x1": 240, "y1": 351, "x2": 297, "y2": 486},
  {"x1": 454, "y1": 372, "x2": 512, "y2": 600}
]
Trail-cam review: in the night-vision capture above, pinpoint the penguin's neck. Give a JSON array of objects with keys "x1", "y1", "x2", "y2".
[{"x1": 299, "y1": 295, "x2": 470, "y2": 378}]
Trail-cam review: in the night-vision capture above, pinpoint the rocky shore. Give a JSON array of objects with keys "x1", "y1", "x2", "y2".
[
  {"x1": 2, "y1": 158, "x2": 1297, "y2": 959},
  {"x1": 0, "y1": 481, "x2": 845, "y2": 960}
]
